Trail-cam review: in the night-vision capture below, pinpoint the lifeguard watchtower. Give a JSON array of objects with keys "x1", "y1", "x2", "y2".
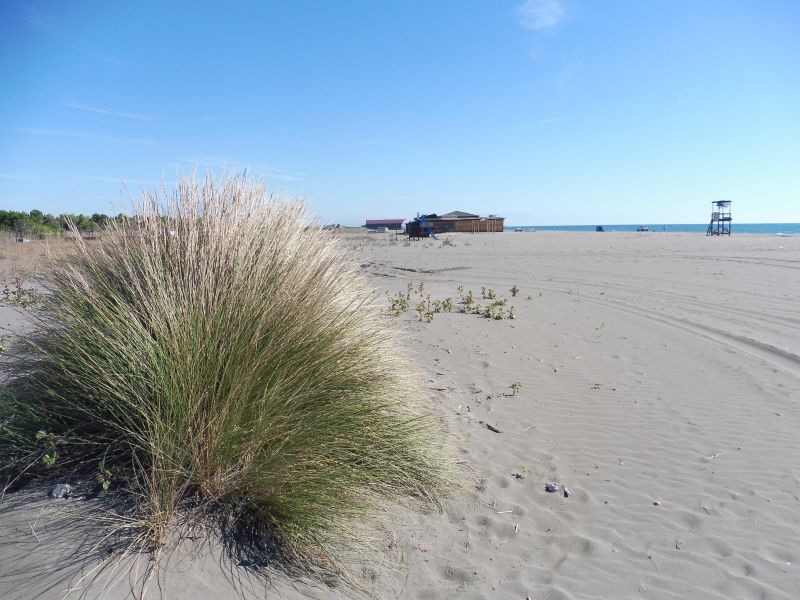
[{"x1": 706, "y1": 200, "x2": 732, "y2": 236}]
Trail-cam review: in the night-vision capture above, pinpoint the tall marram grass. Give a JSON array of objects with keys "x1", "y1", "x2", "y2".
[{"x1": 0, "y1": 173, "x2": 453, "y2": 577}]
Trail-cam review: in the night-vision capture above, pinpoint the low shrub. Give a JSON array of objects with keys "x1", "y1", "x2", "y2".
[{"x1": 0, "y1": 173, "x2": 453, "y2": 579}]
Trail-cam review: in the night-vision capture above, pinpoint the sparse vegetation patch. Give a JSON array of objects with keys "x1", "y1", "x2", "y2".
[{"x1": 388, "y1": 283, "x2": 517, "y2": 322}]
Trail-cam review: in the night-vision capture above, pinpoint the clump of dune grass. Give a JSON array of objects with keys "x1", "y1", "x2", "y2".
[{"x1": 0, "y1": 173, "x2": 453, "y2": 580}]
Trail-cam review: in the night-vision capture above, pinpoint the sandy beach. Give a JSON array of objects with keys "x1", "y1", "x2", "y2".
[{"x1": 2, "y1": 230, "x2": 799, "y2": 599}]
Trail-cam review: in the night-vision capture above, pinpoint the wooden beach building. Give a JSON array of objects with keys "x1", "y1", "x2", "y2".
[{"x1": 407, "y1": 211, "x2": 504, "y2": 237}]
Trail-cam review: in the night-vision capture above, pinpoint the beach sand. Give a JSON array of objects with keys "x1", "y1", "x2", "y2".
[{"x1": 2, "y1": 231, "x2": 799, "y2": 599}]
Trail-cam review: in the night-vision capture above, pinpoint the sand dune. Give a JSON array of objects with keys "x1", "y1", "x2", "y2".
[{"x1": 2, "y1": 231, "x2": 799, "y2": 599}]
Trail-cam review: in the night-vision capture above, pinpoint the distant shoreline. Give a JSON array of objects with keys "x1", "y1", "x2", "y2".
[{"x1": 505, "y1": 223, "x2": 800, "y2": 234}]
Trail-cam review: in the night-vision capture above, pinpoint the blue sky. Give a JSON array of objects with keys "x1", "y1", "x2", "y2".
[{"x1": 1, "y1": 0, "x2": 798, "y2": 225}]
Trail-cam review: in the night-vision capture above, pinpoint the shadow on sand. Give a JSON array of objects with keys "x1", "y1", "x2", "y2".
[{"x1": 0, "y1": 481, "x2": 344, "y2": 600}]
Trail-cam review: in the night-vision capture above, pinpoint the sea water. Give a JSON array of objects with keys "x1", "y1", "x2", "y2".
[{"x1": 505, "y1": 223, "x2": 800, "y2": 235}]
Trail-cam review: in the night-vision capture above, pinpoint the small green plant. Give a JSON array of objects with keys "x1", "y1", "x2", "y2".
[
  {"x1": 35, "y1": 430, "x2": 60, "y2": 468},
  {"x1": 510, "y1": 284, "x2": 519, "y2": 297},
  {"x1": 429, "y1": 298, "x2": 454, "y2": 314},
  {"x1": 441, "y1": 237, "x2": 456, "y2": 247},
  {"x1": 459, "y1": 289, "x2": 475, "y2": 312},
  {"x1": 481, "y1": 287, "x2": 496, "y2": 300},
  {"x1": 388, "y1": 291, "x2": 410, "y2": 316},
  {"x1": 96, "y1": 458, "x2": 116, "y2": 491},
  {"x1": 509, "y1": 382, "x2": 522, "y2": 396},
  {"x1": 482, "y1": 298, "x2": 507, "y2": 320},
  {"x1": 1, "y1": 277, "x2": 39, "y2": 308}
]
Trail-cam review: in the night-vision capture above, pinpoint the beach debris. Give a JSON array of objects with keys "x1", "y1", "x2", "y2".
[
  {"x1": 29, "y1": 520, "x2": 40, "y2": 542},
  {"x1": 563, "y1": 487, "x2": 572, "y2": 498},
  {"x1": 700, "y1": 504, "x2": 719, "y2": 515},
  {"x1": 545, "y1": 482, "x2": 558, "y2": 493},
  {"x1": 50, "y1": 483, "x2": 72, "y2": 499},
  {"x1": 653, "y1": 500, "x2": 661, "y2": 506},
  {"x1": 512, "y1": 472, "x2": 526, "y2": 480},
  {"x1": 485, "y1": 423, "x2": 502, "y2": 434}
]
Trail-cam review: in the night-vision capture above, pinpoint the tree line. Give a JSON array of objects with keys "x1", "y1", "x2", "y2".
[{"x1": 0, "y1": 210, "x2": 125, "y2": 237}]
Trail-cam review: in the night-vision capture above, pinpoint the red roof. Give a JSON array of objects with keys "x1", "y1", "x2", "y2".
[{"x1": 365, "y1": 219, "x2": 405, "y2": 225}]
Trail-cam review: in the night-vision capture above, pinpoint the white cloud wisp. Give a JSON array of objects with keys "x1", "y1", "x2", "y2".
[{"x1": 518, "y1": 0, "x2": 567, "y2": 30}]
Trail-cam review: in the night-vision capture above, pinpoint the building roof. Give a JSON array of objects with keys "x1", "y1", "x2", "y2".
[
  {"x1": 412, "y1": 212, "x2": 504, "y2": 222},
  {"x1": 440, "y1": 210, "x2": 479, "y2": 219},
  {"x1": 365, "y1": 219, "x2": 405, "y2": 225}
]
